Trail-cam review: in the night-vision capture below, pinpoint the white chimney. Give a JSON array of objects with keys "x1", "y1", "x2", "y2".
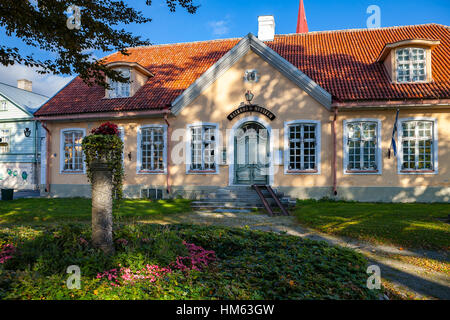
[
  {"x1": 17, "y1": 79, "x2": 32, "y2": 92},
  {"x1": 258, "y1": 15, "x2": 275, "y2": 41}
]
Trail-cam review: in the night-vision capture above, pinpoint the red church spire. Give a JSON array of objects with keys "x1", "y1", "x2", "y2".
[{"x1": 296, "y1": 0, "x2": 308, "y2": 33}]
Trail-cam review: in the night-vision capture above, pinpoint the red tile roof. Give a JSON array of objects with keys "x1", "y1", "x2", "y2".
[{"x1": 36, "y1": 24, "x2": 450, "y2": 116}]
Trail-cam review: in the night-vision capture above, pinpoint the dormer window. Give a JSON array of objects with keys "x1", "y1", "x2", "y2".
[
  {"x1": 376, "y1": 39, "x2": 440, "y2": 84},
  {"x1": 108, "y1": 68, "x2": 131, "y2": 98},
  {"x1": 396, "y1": 48, "x2": 426, "y2": 83},
  {"x1": 103, "y1": 61, "x2": 154, "y2": 99}
]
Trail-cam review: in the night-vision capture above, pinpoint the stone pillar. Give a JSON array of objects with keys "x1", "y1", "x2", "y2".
[{"x1": 91, "y1": 162, "x2": 114, "y2": 254}]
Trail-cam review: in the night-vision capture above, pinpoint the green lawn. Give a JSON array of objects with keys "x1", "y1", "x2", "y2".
[
  {"x1": 293, "y1": 200, "x2": 450, "y2": 251},
  {"x1": 0, "y1": 198, "x2": 191, "y2": 224}
]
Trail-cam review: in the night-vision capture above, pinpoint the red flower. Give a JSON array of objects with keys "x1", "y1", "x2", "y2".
[{"x1": 91, "y1": 122, "x2": 120, "y2": 136}]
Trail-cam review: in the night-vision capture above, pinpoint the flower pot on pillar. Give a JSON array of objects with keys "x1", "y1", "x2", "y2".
[
  {"x1": 91, "y1": 161, "x2": 114, "y2": 254},
  {"x1": 82, "y1": 122, "x2": 123, "y2": 255}
]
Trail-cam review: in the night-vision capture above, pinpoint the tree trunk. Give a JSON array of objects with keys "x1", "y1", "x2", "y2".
[{"x1": 91, "y1": 162, "x2": 114, "y2": 254}]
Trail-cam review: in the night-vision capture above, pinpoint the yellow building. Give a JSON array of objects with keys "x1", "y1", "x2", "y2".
[{"x1": 34, "y1": 22, "x2": 450, "y2": 203}]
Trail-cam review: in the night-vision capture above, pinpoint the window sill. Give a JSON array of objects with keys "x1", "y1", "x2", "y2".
[
  {"x1": 345, "y1": 170, "x2": 379, "y2": 174},
  {"x1": 61, "y1": 170, "x2": 84, "y2": 174},
  {"x1": 187, "y1": 170, "x2": 218, "y2": 174},
  {"x1": 138, "y1": 170, "x2": 165, "y2": 174},
  {"x1": 400, "y1": 170, "x2": 435, "y2": 174},
  {"x1": 286, "y1": 170, "x2": 318, "y2": 174},
  {"x1": 395, "y1": 80, "x2": 430, "y2": 85}
]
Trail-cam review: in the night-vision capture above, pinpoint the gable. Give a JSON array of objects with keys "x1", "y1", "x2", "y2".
[
  {"x1": 177, "y1": 50, "x2": 329, "y2": 123},
  {"x1": 171, "y1": 33, "x2": 332, "y2": 115},
  {"x1": 0, "y1": 96, "x2": 32, "y2": 121}
]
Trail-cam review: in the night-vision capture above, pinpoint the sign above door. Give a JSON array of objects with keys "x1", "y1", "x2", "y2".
[{"x1": 227, "y1": 104, "x2": 276, "y2": 121}]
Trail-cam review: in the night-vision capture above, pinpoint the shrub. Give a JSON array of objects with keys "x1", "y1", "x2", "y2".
[{"x1": 0, "y1": 224, "x2": 382, "y2": 300}]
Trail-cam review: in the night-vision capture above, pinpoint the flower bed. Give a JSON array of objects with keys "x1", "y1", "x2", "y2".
[{"x1": 0, "y1": 224, "x2": 383, "y2": 300}]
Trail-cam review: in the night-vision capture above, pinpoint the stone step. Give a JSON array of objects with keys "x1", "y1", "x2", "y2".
[
  {"x1": 192, "y1": 199, "x2": 291, "y2": 206},
  {"x1": 192, "y1": 201, "x2": 267, "y2": 207},
  {"x1": 207, "y1": 191, "x2": 285, "y2": 199},
  {"x1": 191, "y1": 186, "x2": 295, "y2": 213},
  {"x1": 192, "y1": 205, "x2": 264, "y2": 210}
]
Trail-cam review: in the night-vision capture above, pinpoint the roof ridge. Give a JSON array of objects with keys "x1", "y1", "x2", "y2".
[
  {"x1": 99, "y1": 36, "x2": 242, "y2": 61},
  {"x1": 0, "y1": 81, "x2": 49, "y2": 98},
  {"x1": 102, "y1": 23, "x2": 449, "y2": 58},
  {"x1": 274, "y1": 23, "x2": 450, "y2": 38},
  {"x1": 129, "y1": 36, "x2": 243, "y2": 49}
]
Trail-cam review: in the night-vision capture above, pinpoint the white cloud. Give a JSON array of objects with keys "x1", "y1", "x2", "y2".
[
  {"x1": 208, "y1": 19, "x2": 230, "y2": 36},
  {"x1": 0, "y1": 64, "x2": 73, "y2": 97}
]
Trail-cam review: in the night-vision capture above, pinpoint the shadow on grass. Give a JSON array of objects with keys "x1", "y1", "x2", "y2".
[
  {"x1": 0, "y1": 198, "x2": 192, "y2": 225},
  {"x1": 293, "y1": 200, "x2": 450, "y2": 251}
]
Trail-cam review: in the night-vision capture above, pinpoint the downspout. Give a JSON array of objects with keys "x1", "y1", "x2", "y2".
[
  {"x1": 332, "y1": 107, "x2": 339, "y2": 196},
  {"x1": 34, "y1": 120, "x2": 39, "y2": 190},
  {"x1": 164, "y1": 113, "x2": 172, "y2": 195},
  {"x1": 41, "y1": 122, "x2": 51, "y2": 194}
]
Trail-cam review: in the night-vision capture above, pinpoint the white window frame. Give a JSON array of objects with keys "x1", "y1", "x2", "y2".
[
  {"x1": 0, "y1": 128, "x2": 11, "y2": 153},
  {"x1": 343, "y1": 119, "x2": 382, "y2": 175},
  {"x1": 396, "y1": 48, "x2": 427, "y2": 83},
  {"x1": 397, "y1": 117, "x2": 438, "y2": 175},
  {"x1": 60, "y1": 128, "x2": 86, "y2": 174},
  {"x1": 284, "y1": 120, "x2": 321, "y2": 175},
  {"x1": 0, "y1": 100, "x2": 7, "y2": 111},
  {"x1": 186, "y1": 122, "x2": 220, "y2": 174},
  {"x1": 108, "y1": 68, "x2": 131, "y2": 98},
  {"x1": 118, "y1": 126, "x2": 125, "y2": 165},
  {"x1": 136, "y1": 124, "x2": 167, "y2": 175}
]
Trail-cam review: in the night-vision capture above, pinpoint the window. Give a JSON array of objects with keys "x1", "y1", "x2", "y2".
[
  {"x1": 137, "y1": 125, "x2": 167, "y2": 173},
  {"x1": 399, "y1": 119, "x2": 437, "y2": 173},
  {"x1": 284, "y1": 121, "x2": 321, "y2": 174},
  {"x1": 396, "y1": 48, "x2": 426, "y2": 83},
  {"x1": 344, "y1": 119, "x2": 381, "y2": 173},
  {"x1": 344, "y1": 120, "x2": 381, "y2": 173},
  {"x1": 108, "y1": 68, "x2": 131, "y2": 98},
  {"x1": 244, "y1": 69, "x2": 259, "y2": 83},
  {"x1": 61, "y1": 129, "x2": 85, "y2": 172},
  {"x1": 188, "y1": 124, "x2": 218, "y2": 173},
  {"x1": 0, "y1": 129, "x2": 10, "y2": 153},
  {"x1": 0, "y1": 100, "x2": 7, "y2": 111}
]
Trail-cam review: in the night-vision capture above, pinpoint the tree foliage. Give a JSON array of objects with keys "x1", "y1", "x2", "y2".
[{"x1": 0, "y1": 0, "x2": 198, "y2": 86}]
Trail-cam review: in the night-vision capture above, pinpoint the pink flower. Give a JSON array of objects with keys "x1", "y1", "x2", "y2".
[
  {"x1": 96, "y1": 241, "x2": 215, "y2": 288},
  {"x1": 172, "y1": 242, "x2": 216, "y2": 272},
  {"x1": 116, "y1": 238, "x2": 128, "y2": 246},
  {"x1": 78, "y1": 237, "x2": 89, "y2": 246},
  {"x1": 0, "y1": 243, "x2": 16, "y2": 264}
]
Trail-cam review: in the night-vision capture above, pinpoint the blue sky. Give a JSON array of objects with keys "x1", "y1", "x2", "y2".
[
  {"x1": 0, "y1": 0, "x2": 449, "y2": 96},
  {"x1": 135, "y1": 0, "x2": 450, "y2": 44}
]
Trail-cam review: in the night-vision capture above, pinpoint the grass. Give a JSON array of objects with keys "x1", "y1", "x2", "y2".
[
  {"x1": 0, "y1": 198, "x2": 192, "y2": 224},
  {"x1": 293, "y1": 199, "x2": 450, "y2": 251},
  {"x1": 0, "y1": 223, "x2": 383, "y2": 300}
]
